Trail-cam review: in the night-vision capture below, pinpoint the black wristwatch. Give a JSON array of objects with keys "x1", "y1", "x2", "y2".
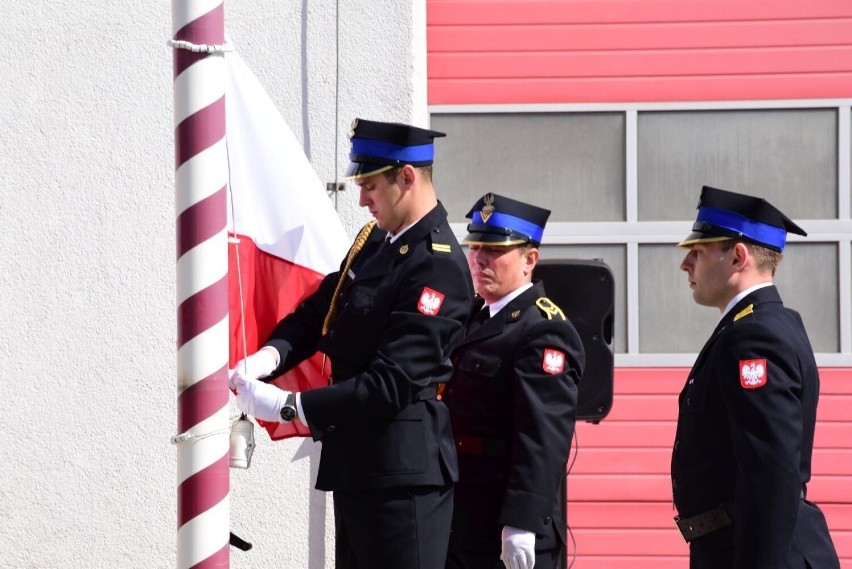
[{"x1": 280, "y1": 392, "x2": 297, "y2": 422}]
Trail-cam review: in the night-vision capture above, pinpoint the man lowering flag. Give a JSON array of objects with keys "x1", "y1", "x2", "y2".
[{"x1": 230, "y1": 118, "x2": 474, "y2": 568}]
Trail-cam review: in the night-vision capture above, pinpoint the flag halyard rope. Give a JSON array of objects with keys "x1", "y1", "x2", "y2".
[{"x1": 168, "y1": 38, "x2": 234, "y2": 54}]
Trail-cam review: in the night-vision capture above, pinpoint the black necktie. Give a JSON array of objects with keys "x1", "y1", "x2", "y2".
[
  {"x1": 467, "y1": 306, "x2": 490, "y2": 332},
  {"x1": 377, "y1": 236, "x2": 393, "y2": 258}
]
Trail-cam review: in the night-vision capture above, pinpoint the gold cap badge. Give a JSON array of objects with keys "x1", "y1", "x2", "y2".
[{"x1": 480, "y1": 193, "x2": 495, "y2": 223}]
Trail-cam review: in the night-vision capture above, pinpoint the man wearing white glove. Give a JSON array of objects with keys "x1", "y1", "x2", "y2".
[
  {"x1": 231, "y1": 372, "x2": 301, "y2": 424},
  {"x1": 228, "y1": 347, "x2": 278, "y2": 388},
  {"x1": 443, "y1": 194, "x2": 584, "y2": 569},
  {"x1": 501, "y1": 526, "x2": 536, "y2": 569},
  {"x1": 231, "y1": 119, "x2": 474, "y2": 569},
  {"x1": 230, "y1": 348, "x2": 305, "y2": 423}
]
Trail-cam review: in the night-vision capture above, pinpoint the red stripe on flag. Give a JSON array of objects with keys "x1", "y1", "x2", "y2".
[
  {"x1": 177, "y1": 368, "x2": 228, "y2": 434},
  {"x1": 177, "y1": 454, "x2": 230, "y2": 526},
  {"x1": 175, "y1": 97, "x2": 225, "y2": 169},
  {"x1": 177, "y1": 186, "x2": 227, "y2": 258},
  {"x1": 229, "y1": 235, "x2": 330, "y2": 439},
  {"x1": 173, "y1": 4, "x2": 225, "y2": 79},
  {"x1": 178, "y1": 275, "x2": 228, "y2": 348}
]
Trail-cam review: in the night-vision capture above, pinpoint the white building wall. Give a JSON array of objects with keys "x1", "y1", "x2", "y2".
[{"x1": 0, "y1": 1, "x2": 425, "y2": 567}]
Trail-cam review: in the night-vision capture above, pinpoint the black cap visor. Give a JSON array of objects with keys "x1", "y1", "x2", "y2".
[
  {"x1": 678, "y1": 222, "x2": 745, "y2": 248},
  {"x1": 462, "y1": 225, "x2": 536, "y2": 247},
  {"x1": 342, "y1": 161, "x2": 395, "y2": 181}
]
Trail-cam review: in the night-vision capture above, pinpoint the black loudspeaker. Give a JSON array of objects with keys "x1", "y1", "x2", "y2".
[{"x1": 533, "y1": 259, "x2": 614, "y2": 423}]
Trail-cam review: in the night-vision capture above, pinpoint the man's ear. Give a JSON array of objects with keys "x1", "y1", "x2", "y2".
[
  {"x1": 523, "y1": 247, "x2": 540, "y2": 275},
  {"x1": 399, "y1": 164, "x2": 417, "y2": 188},
  {"x1": 732, "y1": 241, "x2": 749, "y2": 270}
]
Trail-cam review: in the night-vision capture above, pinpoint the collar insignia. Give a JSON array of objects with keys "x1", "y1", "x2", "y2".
[
  {"x1": 511, "y1": 310, "x2": 521, "y2": 320},
  {"x1": 734, "y1": 304, "x2": 754, "y2": 322},
  {"x1": 399, "y1": 244, "x2": 409, "y2": 255}
]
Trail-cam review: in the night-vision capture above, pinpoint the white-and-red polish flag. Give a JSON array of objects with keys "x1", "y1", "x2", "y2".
[{"x1": 224, "y1": 52, "x2": 349, "y2": 439}]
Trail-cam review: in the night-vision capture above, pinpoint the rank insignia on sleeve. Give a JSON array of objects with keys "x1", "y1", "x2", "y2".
[
  {"x1": 542, "y1": 349, "x2": 566, "y2": 374},
  {"x1": 418, "y1": 287, "x2": 445, "y2": 316},
  {"x1": 740, "y1": 358, "x2": 767, "y2": 389}
]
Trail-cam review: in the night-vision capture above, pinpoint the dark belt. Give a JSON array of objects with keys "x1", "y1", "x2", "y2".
[
  {"x1": 454, "y1": 434, "x2": 508, "y2": 457},
  {"x1": 674, "y1": 502, "x2": 733, "y2": 542},
  {"x1": 412, "y1": 386, "x2": 438, "y2": 402}
]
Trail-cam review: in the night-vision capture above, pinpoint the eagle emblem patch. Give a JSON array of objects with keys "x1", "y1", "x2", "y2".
[
  {"x1": 418, "y1": 287, "x2": 445, "y2": 316},
  {"x1": 740, "y1": 359, "x2": 767, "y2": 389},
  {"x1": 542, "y1": 349, "x2": 566, "y2": 375},
  {"x1": 480, "y1": 193, "x2": 496, "y2": 222}
]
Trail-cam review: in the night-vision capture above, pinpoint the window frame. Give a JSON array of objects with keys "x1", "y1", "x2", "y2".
[{"x1": 432, "y1": 98, "x2": 852, "y2": 366}]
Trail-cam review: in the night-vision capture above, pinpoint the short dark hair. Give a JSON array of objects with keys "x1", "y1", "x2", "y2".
[
  {"x1": 721, "y1": 240, "x2": 782, "y2": 275},
  {"x1": 382, "y1": 165, "x2": 433, "y2": 183}
]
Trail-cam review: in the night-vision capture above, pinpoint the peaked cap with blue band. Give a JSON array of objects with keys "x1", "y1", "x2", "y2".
[
  {"x1": 463, "y1": 193, "x2": 551, "y2": 247},
  {"x1": 678, "y1": 185, "x2": 807, "y2": 252},
  {"x1": 343, "y1": 118, "x2": 446, "y2": 180}
]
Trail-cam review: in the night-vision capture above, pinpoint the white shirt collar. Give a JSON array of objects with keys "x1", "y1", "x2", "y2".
[
  {"x1": 386, "y1": 218, "x2": 421, "y2": 244},
  {"x1": 484, "y1": 282, "x2": 535, "y2": 317},
  {"x1": 721, "y1": 281, "x2": 773, "y2": 319}
]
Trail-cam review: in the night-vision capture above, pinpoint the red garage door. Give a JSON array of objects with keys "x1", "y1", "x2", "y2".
[
  {"x1": 566, "y1": 368, "x2": 852, "y2": 568},
  {"x1": 427, "y1": 0, "x2": 852, "y2": 104}
]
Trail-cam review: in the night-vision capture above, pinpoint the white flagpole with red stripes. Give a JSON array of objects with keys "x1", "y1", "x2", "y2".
[{"x1": 171, "y1": 1, "x2": 230, "y2": 567}]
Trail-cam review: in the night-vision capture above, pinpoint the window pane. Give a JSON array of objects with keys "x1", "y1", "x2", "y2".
[
  {"x1": 638, "y1": 243, "x2": 839, "y2": 353},
  {"x1": 773, "y1": 243, "x2": 839, "y2": 353},
  {"x1": 431, "y1": 113, "x2": 625, "y2": 222},
  {"x1": 540, "y1": 245, "x2": 626, "y2": 354},
  {"x1": 638, "y1": 109, "x2": 837, "y2": 221},
  {"x1": 639, "y1": 245, "x2": 714, "y2": 353}
]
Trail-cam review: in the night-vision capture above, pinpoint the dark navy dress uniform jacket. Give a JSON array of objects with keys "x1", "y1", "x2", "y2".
[
  {"x1": 264, "y1": 203, "x2": 473, "y2": 492},
  {"x1": 443, "y1": 281, "x2": 584, "y2": 554},
  {"x1": 671, "y1": 285, "x2": 839, "y2": 568}
]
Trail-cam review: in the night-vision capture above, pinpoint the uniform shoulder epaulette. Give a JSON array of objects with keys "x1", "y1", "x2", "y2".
[
  {"x1": 535, "y1": 296, "x2": 566, "y2": 320},
  {"x1": 429, "y1": 228, "x2": 453, "y2": 254},
  {"x1": 733, "y1": 303, "x2": 754, "y2": 322}
]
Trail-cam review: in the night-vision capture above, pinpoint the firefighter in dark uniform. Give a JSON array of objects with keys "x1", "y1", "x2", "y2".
[
  {"x1": 443, "y1": 193, "x2": 585, "y2": 569},
  {"x1": 231, "y1": 119, "x2": 474, "y2": 569},
  {"x1": 672, "y1": 186, "x2": 840, "y2": 568}
]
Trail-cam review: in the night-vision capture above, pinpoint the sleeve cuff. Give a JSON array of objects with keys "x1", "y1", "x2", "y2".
[{"x1": 295, "y1": 392, "x2": 308, "y2": 425}]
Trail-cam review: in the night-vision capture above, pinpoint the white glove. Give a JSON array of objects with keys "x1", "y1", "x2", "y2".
[
  {"x1": 229, "y1": 348, "x2": 279, "y2": 390},
  {"x1": 233, "y1": 374, "x2": 291, "y2": 423},
  {"x1": 501, "y1": 526, "x2": 535, "y2": 569}
]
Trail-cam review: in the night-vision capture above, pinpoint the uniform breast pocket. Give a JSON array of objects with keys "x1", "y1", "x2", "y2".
[
  {"x1": 333, "y1": 288, "x2": 385, "y2": 356},
  {"x1": 457, "y1": 351, "x2": 502, "y2": 379},
  {"x1": 346, "y1": 288, "x2": 379, "y2": 318}
]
